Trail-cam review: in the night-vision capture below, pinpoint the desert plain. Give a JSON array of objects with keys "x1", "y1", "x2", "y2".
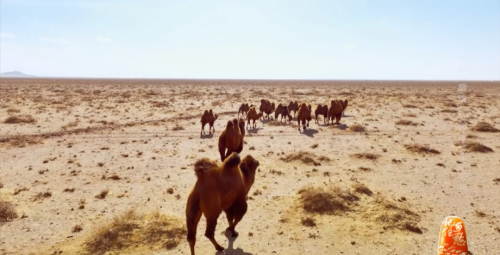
[{"x1": 0, "y1": 78, "x2": 499, "y2": 255}]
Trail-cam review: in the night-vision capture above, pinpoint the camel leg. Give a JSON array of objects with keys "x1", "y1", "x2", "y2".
[
  {"x1": 205, "y1": 217, "x2": 224, "y2": 251},
  {"x1": 235, "y1": 141, "x2": 243, "y2": 154},
  {"x1": 187, "y1": 209, "x2": 202, "y2": 255},
  {"x1": 297, "y1": 119, "x2": 301, "y2": 132},
  {"x1": 201, "y1": 123, "x2": 206, "y2": 135},
  {"x1": 229, "y1": 200, "x2": 247, "y2": 237},
  {"x1": 225, "y1": 199, "x2": 247, "y2": 237}
]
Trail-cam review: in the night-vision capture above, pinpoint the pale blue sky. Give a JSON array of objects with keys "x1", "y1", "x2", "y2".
[{"x1": 1, "y1": 0, "x2": 499, "y2": 80}]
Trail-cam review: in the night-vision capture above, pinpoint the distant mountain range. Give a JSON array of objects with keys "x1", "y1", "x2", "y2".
[{"x1": 0, "y1": 71, "x2": 36, "y2": 78}]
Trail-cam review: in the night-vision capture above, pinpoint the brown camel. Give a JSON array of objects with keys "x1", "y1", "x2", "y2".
[
  {"x1": 328, "y1": 100, "x2": 344, "y2": 125},
  {"x1": 200, "y1": 109, "x2": 218, "y2": 135},
  {"x1": 288, "y1": 101, "x2": 299, "y2": 118},
  {"x1": 314, "y1": 104, "x2": 329, "y2": 124},
  {"x1": 341, "y1": 99, "x2": 348, "y2": 116},
  {"x1": 274, "y1": 103, "x2": 292, "y2": 123},
  {"x1": 218, "y1": 118, "x2": 245, "y2": 162},
  {"x1": 185, "y1": 152, "x2": 260, "y2": 255},
  {"x1": 259, "y1": 99, "x2": 275, "y2": 120},
  {"x1": 246, "y1": 106, "x2": 262, "y2": 129},
  {"x1": 297, "y1": 103, "x2": 312, "y2": 132},
  {"x1": 238, "y1": 103, "x2": 253, "y2": 119}
]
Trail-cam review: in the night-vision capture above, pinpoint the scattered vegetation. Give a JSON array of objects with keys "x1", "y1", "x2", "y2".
[
  {"x1": 301, "y1": 217, "x2": 317, "y2": 227},
  {"x1": 85, "y1": 210, "x2": 186, "y2": 255},
  {"x1": 351, "y1": 153, "x2": 380, "y2": 160},
  {"x1": 404, "y1": 144, "x2": 441, "y2": 154},
  {"x1": 0, "y1": 198, "x2": 18, "y2": 223},
  {"x1": 4, "y1": 115, "x2": 36, "y2": 124},
  {"x1": 471, "y1": 122, "x2": 499, "y2": 132},
  {"x1": 95, "y1": 189, "x2": 109, "y2": 199},
  {"x1": 349, "y1": 124, "x2": 366, "y2": 132},
  {"x1": 456, "y1": 141, "x2": 494, "y2": 153},
  {"x1": 280, "y1": 151, "x2": 330, "y2": 166},
  {"x1": 395, "y1": 119, "x2": 418, "y2": 126}
]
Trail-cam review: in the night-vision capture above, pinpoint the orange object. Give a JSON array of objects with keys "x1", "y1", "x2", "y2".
[{"x1": 438, "y1": 216, "x2": 469, "y2": 255}]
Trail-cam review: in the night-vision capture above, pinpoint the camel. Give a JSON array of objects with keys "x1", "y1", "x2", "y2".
[
  {"x1": 238, "y1": 103, "x2": 253, "y2": 119},
  {"x1": 274, "y1": 103, "x2": 292, "y2": 123},
  {"x1": 186, "y1": 152, "x2": 260, "y2": 255},
  {"x1": 259, "y1": 99, "x2": 275, "y2": 120},
  {"x1": 288, "y1": 101, "x2": 299, "y2": 118},
  {"x1": 297, "y1": 103, "x2": 312, "y2": 132},
  {"x1": 218, "y1": 118, "x2": 245, "y2": 162},
  {"x1": 328, "y1": 100, "x2": 344, "y2": 125},
  {"x1": 314, "y1": 104, "x2": 329, "y2": 124},
  {"x1": 200, "y1": 109, "x2": 218, "y2": 135},
  {"x1": 246, "y1": 106, "x2": 262, "y2": 129},
  {"x1": 341, "y1": 99, "x2": 348, "y2": 116}
]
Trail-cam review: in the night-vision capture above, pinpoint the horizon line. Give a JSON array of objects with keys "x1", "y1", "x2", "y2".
[{"x1": 0, "y1": 76, "x2": 498, "y2": 82}]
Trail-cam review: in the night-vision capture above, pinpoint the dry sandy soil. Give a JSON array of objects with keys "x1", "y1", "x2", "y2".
[{"x1": 0, "y1": 78, "x2": 499, "y2": 255}]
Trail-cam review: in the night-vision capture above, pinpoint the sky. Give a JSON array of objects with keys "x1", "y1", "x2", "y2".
[{"x1": 0, "y1": 0, "x2": 499, "y2": 80}]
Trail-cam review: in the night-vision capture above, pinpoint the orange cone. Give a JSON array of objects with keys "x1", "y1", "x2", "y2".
[{"x1": 438, "y1": 216, "x2": 469, "y2": 255}]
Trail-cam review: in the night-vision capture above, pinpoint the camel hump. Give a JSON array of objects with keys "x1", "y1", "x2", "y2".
[
  {"x1": 223, "y1": 152, "x2": 241, "y2": 171},
  {"x1": 194, "y1": 158, "x2": 218, "y2": 177},
  {"x1": 203, "y1": 110, "x2": 209, "y2": 115},
  {"x1": 226, "y1": 120, "x2": 234, "y2": 129}
]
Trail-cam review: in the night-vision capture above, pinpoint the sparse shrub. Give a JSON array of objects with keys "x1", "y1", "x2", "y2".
[
  {"x1": 301, "y1": 217, "x2": 317, "y2": 227},
  {"x1": 280, "y1": 151, "x2": 329, "y2": 166},
  {"x1": 349, "y1": 124, "x2": 366, "y2": 132},
  {"x1": 351, "y1": 153, "x2": 380, "y2": 160},
  {"x1": 298, "y1": 186, "x2": 359, "y2": 215},
  {"x1": 0, "y1": 198, "x2": 18, "y2": 223},
  {"x1": 352, "y1": 183, "x2": 373, "y2": 196},
  {"x1": 96, "y1": 189, "x2": 109, "y2": 199},
  {"x1": 471, "y1": 122, "x2": 499, "y2": 132},
  {"x1": 72, "y1": 224, "x2": 83, "y2": 233},
  {"x1": 404, "y1": 144, "x2": 441, "y2": 154},
  {"x1": 456, "y1": 141, "x2": 494, "y2": 153},
  {"x1": 395, "y1": 119, "x2": 418, "y2": 126},
  {"x1": 4, "y1": 115, "x2": 36, "y2": 124}
]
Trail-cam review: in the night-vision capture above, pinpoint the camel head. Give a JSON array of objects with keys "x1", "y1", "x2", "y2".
[
  {"x1": 214, "y1": 114, "x2": 218, "y2": 121},
  {"x1": 239, "y1": 154, "x2": 259, "y2": 195},
  {"x1": 257, "y1": 112, "x2": 263, "y2": 119}
]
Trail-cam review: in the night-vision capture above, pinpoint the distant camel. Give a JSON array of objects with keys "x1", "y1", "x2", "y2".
[
  {"x1": 246, "y1": 106, "x2": 263, "y2": 129},
  {"x1": 297, "y1": 103, "x2": 312, "y2": 132},
  {"x1": 200, "y1": 109, "x2": 218, "y2": 135},
  {"x1": 218, "y1": 118, "x2": 245, "y2": 162},
  {"x1": 259, "y1": 99, "x2": 275, "y2": 120},
  {"x1": 314, "y1": 104, "x2": 328, "y2": 124}
]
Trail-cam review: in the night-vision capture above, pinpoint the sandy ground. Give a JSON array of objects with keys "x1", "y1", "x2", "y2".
[{"x1": 0, "y1": 79, "x2": 499, "y2": 255}]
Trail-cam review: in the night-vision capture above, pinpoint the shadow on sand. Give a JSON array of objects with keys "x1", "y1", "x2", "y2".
[
  {"x1": 200, "y1": 133, "x2": 214, "y2": 139},
  {"x1": 246, "y1": 127, "x2": 263, "y2": 134},
  {"x1": 259, "y1": 118, "x2": 275, "y2": 124},
  {"x1": 301, "y1": 128, "x2": 319, "y2": 137},
  {"x1": 215, "y1": 234, "x2": 253, "y2": 255}
]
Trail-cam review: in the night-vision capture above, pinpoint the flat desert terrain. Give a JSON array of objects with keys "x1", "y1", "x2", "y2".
[{"x1": 0, "y1": 79, "x2": 499, "y2": 255}]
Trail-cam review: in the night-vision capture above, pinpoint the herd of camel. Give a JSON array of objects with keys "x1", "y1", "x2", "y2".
[
  {"x1": 201, "y1": 99, "x2": 349, "y2": 135},
  {"x1": 185, "y1": 99, "x2": 348, "y2": 254}
]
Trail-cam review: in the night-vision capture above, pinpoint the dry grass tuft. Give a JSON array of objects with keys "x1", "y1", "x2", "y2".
[
  {"x1": 85, "y1": 210, "x2": 185, "y2": 255},
  {"x1": 374, "y1": 197, "x2": 422, "y2": 234},
  {"x1": 404, "y1": 144, "x2": 441, "y2": 154},
  {"x1": 280, "y1": 151, "x2": 330, "y2": 166},
  {"x1": 471, "y1": 122, "x2": 499, "y2": 132},
  {"x1": 95, "y1": 189, "x2": 109, "y2": 199},
  {"x1": 352, "y1": 183, "x2": 373, "y2": 196},
  {"x1": 395, "y1": 119, "x2": 418, "y2": 126},
  {"x1": 351, "y1": 153, "x2": 380, "y2": 160},
  {"x1": 0, "y1": 198, "x2": 18, "y2": 223},
  {"x1": 73, "y1": 224, "x2": 83, "y2": 233},
  {"x1": 298, "y1": 186, "x2": 359, "y2": 215},
  {"x1": 456, "y1": 141, "x2": 494, "y2": 153},
  {"x1": 349, "y1": 124, "x2": 366, "y2": 132},
  {"x1": 4, "y1": 115, "x2": 36, "y2": 124},
  {"x1": 301, "y1": 217, "x2": 317, "y2": 227}
]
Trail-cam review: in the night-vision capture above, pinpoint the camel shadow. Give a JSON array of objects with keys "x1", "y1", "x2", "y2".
[
  {"x1": 316, "y1": 122, "x2": 329, "y2": 127},
  {"x1": 247, "y1": 127, "x2": 263, "y2": 134},
  {"x1": 338, "y1": 124, "x2": 348, "y2": 130},
  {"x1": 301, "y1": 128, "x2": 319, "y2": 137},
  {"x1": 200, "y1": 133, "x2": 214, "y2": 139},
  {"x1": 215, "y1": 234, "x2": 253, "y2": 255},
  {"x1": 259, "y1": 118, "x2": 274, "y2": 124}
]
